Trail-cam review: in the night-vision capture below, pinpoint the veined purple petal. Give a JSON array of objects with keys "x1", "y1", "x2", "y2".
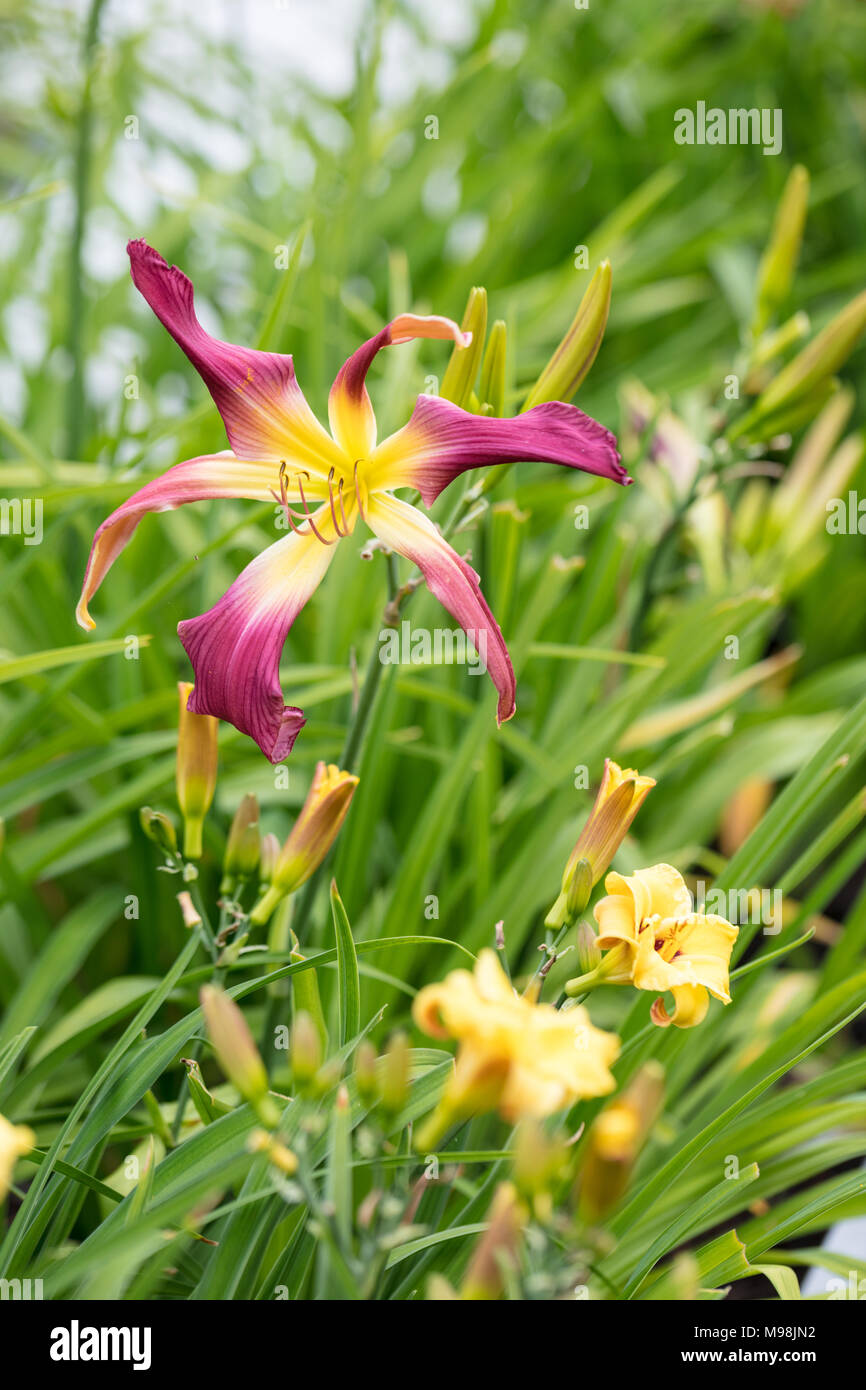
[
  {"x1": 328, "y1": 313, "x2": 471, "y2": 460},
  {"x1": 76, "y1": 454, "x2": 281, "y2": 630},
  {"x1": 369, "y1": 394, "x2": 629, "y2": 505},
  {"x1": 128, "y1": 240, "x2": 342, "y2": 473},
  {"x1": 178, "y1": 510, "x2": 337, "y2": 762},
  {"x1": 366, "y1": 492, "x2": 515, "y2": 724}
]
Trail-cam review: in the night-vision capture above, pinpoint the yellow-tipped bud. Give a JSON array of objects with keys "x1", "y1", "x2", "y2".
[
  {"x1": 249, "y1": 763, "x2": 358, "y2": 925},
  {"x1": 578, "y1": 1063, "x2": 663, "y2": 1223},
  {"x1": 354, "y1": 1040, "x2": 379, "y2": 1106},
  {"x1": 426, "y1": 1274, "x2": 460, "y2": 1301},
  {"x1": 523, "y1": 260, "x2": 612, "y2": 409},
  {"x1": 380, "y1": 1031, "x2": 410, "y2": 1118},
  {"x1": 0, "y1": 1112, "x2": 35, "y2": 1201},
  {"x1": 290, "y1": 949, "x2": 329, "y2": 1058},
  {"x1": 176, "y1": 682, "x2": 218, "y2": 860},
  {"x1": 200, "y1": 984, "x2": 278, "y2": 1127},
  {"x1": 248, "y1": 1128, "x2": 298, "y2": 1176},
  {"x1": 546, "y1": 759, "x2": 655, "y2": 927},
  {"x1": 512, "y1": 1120, "x2": 568, "y2": 1223},
  {"x1": 479, "y1": 319, "x2": 507, "y2": 416},
  {"x1": 290, "y1": 1009, "x2": 323, "y2": 1090},
  {"x1": 462, "y1": 1182, "x2": 526, "y2": 1300},
  {"x1": 753, "y1": 164, "x2": 810, "y2": 337},
  {"x1": 221, "y1": 793, "x2": 260, "y2": 891},
  {"x1": 440, "y1": 286, "x2": 487, "y2": 410}
]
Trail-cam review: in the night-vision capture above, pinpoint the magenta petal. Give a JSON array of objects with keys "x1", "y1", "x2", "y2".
[
  {"x1": 372, "y1": 395, "x2": 629, "y2": 505},
  {"x1": 76, "y1": 454, "x2": 280, "y2": 630},
  {"x1": 327, "y1": 313, "x2": 470, "y2": 459},
  {"x1": 178, "y1": 518, "x2": 336, "y2": 762},
  {"x1": 366, "y1": 493, "x2": 516, "y2": 724},
  {"x1": 127, "y1": 240, "x2": 338, "y2": 470}
]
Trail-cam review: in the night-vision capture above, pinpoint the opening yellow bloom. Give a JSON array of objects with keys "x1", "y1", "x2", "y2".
[
  {"x1": 590, "y1": 863, "x2": 738, "y2": 1028},
  {"x1": 413, "y1": 949, "x2": 619, "y2": 1141}
]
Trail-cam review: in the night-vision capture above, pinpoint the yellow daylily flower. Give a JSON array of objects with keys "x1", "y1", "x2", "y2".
[
  {"x1": 0, "y1": 1112, "x2": 35, "y2": 1201},
  {"x1": 584, "y1": 863, "x2": 738, "y2": 1029},
  {"x1": 413, "y1": 949, "x2": 619, "y2": 1145}
]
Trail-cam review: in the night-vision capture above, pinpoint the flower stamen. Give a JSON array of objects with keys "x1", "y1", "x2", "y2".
[{"x1": 297, "y1": 471, "x2": 338, "y2": 546}]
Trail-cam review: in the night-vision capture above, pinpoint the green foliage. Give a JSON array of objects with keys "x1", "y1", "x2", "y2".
[{"x1": 1, "y1": 0, "x2": 866, "y2": 1301}]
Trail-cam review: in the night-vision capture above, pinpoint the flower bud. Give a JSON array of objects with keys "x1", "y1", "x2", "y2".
[
  {"x1": 479, "y1": 319, "x2": 507, "y2": 416},
  {"x1": 748, "y1": 310, "x2": 810, "y2": 374},
  {"x1": 578, "y1": 1062, "x2": 664, "y2": 1223},
  {"x1": 732, "y1": 288, "x2": 866, "y2": 442},
  {"x1": 523, "y1": 260, "x2": 611, "y2": 409},
  {"x1": 575, "y1": 918, "x2": 602, "y2": 976},
  {"x1": 462, "y1": 1182, "x2": 526, "y2": 1300},
  {"x1": 512, "y1": 1120, "x2": 567, "y2": 1223},
  {"x1": 0, "y1": 1112, "x2": 35, "y2": 1201},
  {"x1": 354, "y1": 1039, "x2": 379, "y2": 1107},
  {"x1": 249, "y1": 763, "x2": 358, "y2": 925},
  {"x1": 259, "y1": 832, "x2": 281, "y2": 886},
  {"x1": 440, "y1": 286, "x2": 487, "y2": 410},
  {"x1": 290, "y1": 1009, "x2": 323, "y2": 1091},
  {"x1": 176, "y1": 682, "x2": 218, "y2": 860},
  {"x1": 248, "y1": 1128, "x2": 298, "y2": 1176},
  {"x1": 579, "y1": 1104, "x2": 639, "y2": 1223},
  {"x1": 380, "y1": 1031, "x2": 410, "y2": 1119},
  {"x1": 221, "y1": 793, "x2": 260, "y2": 892},
  {"x1": 291, "y1": 949, "x2": 328, "y2": 1057},
  {"x1": 200, "y1": 984, "x2": 279, "y2": 1127},
  {"x1": 752, "y1": 164, "x2": 809, "y2": 337},
  {"x1": 140, "y1": 806, "x2": 178, "y2": 856},
  {"x1": 545, "y1": 760, "x2": 655, "y2": 927}
]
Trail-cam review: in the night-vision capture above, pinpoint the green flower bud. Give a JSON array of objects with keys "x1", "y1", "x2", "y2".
[
  {"x1": 440, "y1": 286, "x2": 487, "y2": 409},
  {"x1": 140, "y1": 806, "x2": 178, "y2": 856},
  {"x1": 753, "y1": 164, "x2": 810, "y2": 337},
  {"x1": 200, "y1": 984, "x2": 278, "y2": 1127},
  {"x1": 479, "y1": 319, "x2": 507, "y2": 416},
  {"x1": 732, "y1": 288, "x2": 866, "y2": 443},
  {"x1": 221, "y1": 793, "x2": 260, "y2": 892},
  {"x1": 522, "y1": 260, "x2": 611, "y2": 409}
]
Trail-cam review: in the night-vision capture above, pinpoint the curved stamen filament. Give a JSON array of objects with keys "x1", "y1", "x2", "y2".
[
  {"x1": 270, "y1": 462, "x2": 337, "y2": 545},
  {"x1": 326, "y1": 468, "x2": 351, "y2": 539},
  {"x1": 297, "y1": 471, "x2": 337, "y2": 546}
]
